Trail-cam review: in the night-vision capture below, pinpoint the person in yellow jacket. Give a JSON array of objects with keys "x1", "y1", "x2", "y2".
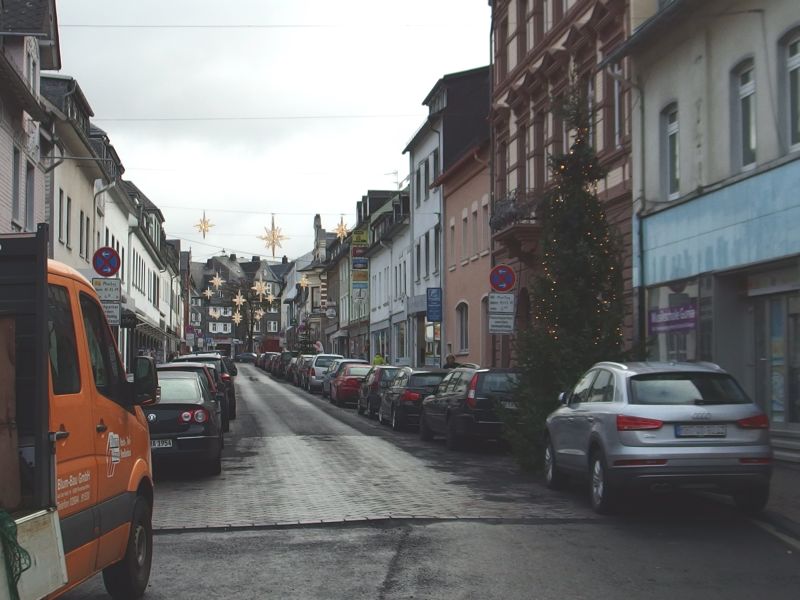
[{"x1": 372, "y1": 353, "x2": 385, "y2": 365}]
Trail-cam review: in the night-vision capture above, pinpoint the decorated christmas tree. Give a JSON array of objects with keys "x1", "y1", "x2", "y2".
[{"x1": 505, "y1": 86, "x2": 625, "y2": 469}]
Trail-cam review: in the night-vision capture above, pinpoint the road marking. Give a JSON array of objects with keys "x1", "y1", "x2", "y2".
[{"x1": 751, "y1": 518, "x2": 800, "y2": 552}]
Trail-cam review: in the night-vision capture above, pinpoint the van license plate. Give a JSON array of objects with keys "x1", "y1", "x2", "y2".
[
  {"x1": 675, "y1": 424, "x2": 726, "y2": 438},
  {"x1": 151, "y1": 439, "x2": 173, "y2": 448}
]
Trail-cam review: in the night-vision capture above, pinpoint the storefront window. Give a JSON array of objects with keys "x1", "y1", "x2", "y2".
[
  {"x1": 647, "y1": 279, "x2": 700, "y2": 361},
  {"x1": 394, "y1": 322, "x2": 406, "y2": 361}
]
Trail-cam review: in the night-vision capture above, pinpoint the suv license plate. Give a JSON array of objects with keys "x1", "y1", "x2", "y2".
[
  {"x1": 675, "y1": 424, "x2": 727, "y2": 438},
  {"x1": 151, "y1": 439, "x2": 173, "y2": 448}
]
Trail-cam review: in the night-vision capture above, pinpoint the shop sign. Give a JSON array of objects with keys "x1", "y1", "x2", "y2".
[
  {"x1": 426, "y1": 287, "x2": 442, "y2": 322},
  {"x1": 648, "y1": 304, "x2": 697, "y2": 334}
]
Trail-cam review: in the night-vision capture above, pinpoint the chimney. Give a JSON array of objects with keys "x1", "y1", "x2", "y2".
[
  {"x1": 282, "y1": 255, "x2": 288, "y2": 264},
  {"x1": 229, "y1": 253, "x2": 237, "y2": 262},
  {"x1": 251, "y1": 255, "x2": 260, "y2": 262}
]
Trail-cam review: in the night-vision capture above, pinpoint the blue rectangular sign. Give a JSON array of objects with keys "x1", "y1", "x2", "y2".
[{"x1": 426, "y1": 287, "x2": 442, "y2": 322}]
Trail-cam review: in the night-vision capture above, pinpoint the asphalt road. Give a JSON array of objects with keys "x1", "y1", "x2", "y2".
[{"x1": 63, "y1": 364, "x2": 800, "y2": 599}]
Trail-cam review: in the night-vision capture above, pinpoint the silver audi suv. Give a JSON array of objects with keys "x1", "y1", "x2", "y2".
[{"x1": 544, "y1": 362, "x2": 772, "y2": 514}]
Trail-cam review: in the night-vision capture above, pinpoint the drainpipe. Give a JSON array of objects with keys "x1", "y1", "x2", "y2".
[
  {"x1": 92, "y1": 179, "x2": 116, "y2": 257},
  {"x1": 430, "y1": 123, "x2": 444, "y2": 367}
]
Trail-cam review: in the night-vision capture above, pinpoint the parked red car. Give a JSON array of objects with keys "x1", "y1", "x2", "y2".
[{"x1": 330, "y1": 364, "x2": 373, "y2": 406}]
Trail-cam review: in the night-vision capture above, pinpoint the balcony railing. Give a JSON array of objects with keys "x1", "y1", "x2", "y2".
[{"x1": 489, "y1": 189, "x2": 538, "y2": 232}]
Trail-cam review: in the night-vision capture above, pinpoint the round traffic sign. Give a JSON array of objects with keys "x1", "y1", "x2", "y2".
[
  {"x1": 93, "y1": 246, "x2": 121, "y2": 277},
  {"x1": 489, "y1": 264, "x2": 516, "y2": 293}
]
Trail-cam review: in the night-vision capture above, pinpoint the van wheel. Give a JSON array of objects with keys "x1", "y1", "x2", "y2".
[{"x1": 102, "y1": 496, "x2": 152, "y2": 599}]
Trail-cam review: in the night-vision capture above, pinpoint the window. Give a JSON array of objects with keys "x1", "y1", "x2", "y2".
[
  {"x1": 48, "y1": 285, "x2": 81, "y2": 395},
  {"x1": 57, "y1": 189, "x2": 64, "y2": 242},
  {"x1": 471, "y1": 209, "x2": 478, "y2": 257},
  {"x1": 424, "y1": 231, "x2": 430, "y2": 276},
  {"x1": 65, "y1": 197, "x2": 72, "y2": 248},
  {"x1": 268, "y1": 303, "x2": 279, "y2": 313},
  {"x1": 415, "y1": 168, "x2": 422, "y2": 207},
  {"x1": 79, "y1": 210, "x2": 85, "y2": 257},
  {"x1": 11, "y1": 148, "x2": 21, "y2": 225},
  {"x1": 424, "y1": 159, "x2": 430, "y2": 200},
  {"x1": 432, "y1": 148, "x2": 440, "y2": 181},
  {"x1": 457, "y1": 303, "x2": 469, "y2": 351},
  {"x1": 80, "y1": 293, "x2": 125, "y2": 403},
  {"x1": 85, "y1": 215, "x2": 91, "y2": 262},
  {"x1": 663, "y1": 105, "x2": 680, "y2": 199},
  {"x1": 449, "y1": 222, "x2": 456, "y2": 266},
  {"x1": 461, "y1": 216, "x2": 468, "y2": 260},
  {"x1": 312, "y1": 286, "x2": 321, "y2": 311},
  {"x1": 570, "y1": 370, "x2": 597, "y2": 404},
  {"x1": 587, "y1": 370, "x2": 614, "y2": 403},
  {"x1": 609, "y1": 63, "x2": 624, "y2": 149},
  {"x1": 394, "y1": 321, "x2": 406, "y2": 358},
  {"x1": 415, "y1": 242, "x2": 421, "y2": 281},
  {"x1": 482, "y1": 203, "x2": 490, "y2": 251},
  {"x1": 267, "y1": 320, "x2": 278, "y2": 333},
  {"x1": 734, "y1": 63, "x2": 756, "y2": 169},
  {"x1": 787, "y1": 37, "x2": 800, "y2": 149}
]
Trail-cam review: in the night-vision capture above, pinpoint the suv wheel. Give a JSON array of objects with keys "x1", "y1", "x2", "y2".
[
  {"x1": 544, "y1": 439, "x2": 568, "y2": 490},
  {"x1": 391, "y1": 406, "x2": 402, "y2": 431},
  {"x1": 445, "y1": 418, "x2": 462, "y2": 451},
  {"x1": 589, "y1": 450, "x2": 617, "y2": 514},
  {"x1": 419, "y1": 410, "x2": 433, "y2": 441},
  {"x1": 733, "y1": 485, "x2": 769, "y2": 515}
]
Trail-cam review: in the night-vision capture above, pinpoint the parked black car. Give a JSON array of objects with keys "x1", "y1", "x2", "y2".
[
  {"x1": 145, "y1": 370, "x2": 224, "y2": 475},
  {"x1": 378, "y1": 368, "x2": 449, "y2": 431},
  {"x1": 157, "y1": 361, "x2": 229, "y2": 432},
  {"x1": 173, "y1": 353, "x2": 237, "y2": 419},
  {"x1": 275, "y1": 350, "x2": 298, "y2": 378},
  {"x1": 358, "y1": 366, "x2": 400, "y2": 418},
  {"x1": 235, "y1": 352, "x2": 258, "y2": 363},
  {"x1": 419, "y1": 368, "x2": 519, "y2": 450}
]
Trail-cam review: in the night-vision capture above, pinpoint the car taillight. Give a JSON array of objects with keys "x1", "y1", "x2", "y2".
[
  {"x1": 178, "y1": 408, "x2": 209, "y2": 424},
  {"x1": 221, "y1": 373, "x2": 231, "y2": 382},
  {"x1": 466, "y1": 374, "x2": 479, "y2": 409},
  {"x1": 737, "y1": 414, "x2": 769, "y2": 429},
  {"x1": 617, "y1": 415, "x2": 664, "y2": 431},
  {"x1": 344, "y1": 377, "x2": 361, "y2": 387},
  {"x1": 400, "y1": 390, "x2": 421, "y2": 402}
]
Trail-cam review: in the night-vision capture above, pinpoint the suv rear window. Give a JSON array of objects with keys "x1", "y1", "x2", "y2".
[
  {"x1": 629, "y1": 373, "x2": 751, "y2": 405},
  {"x1": 477, "y1": 372, "x2": 519, "y2": 394},
  {"x1": 315, "y1": 356, "x2": 336, "y2": 368},
  {"x1": 409, "y1": 373, "x2": 447, "y2": 388}
]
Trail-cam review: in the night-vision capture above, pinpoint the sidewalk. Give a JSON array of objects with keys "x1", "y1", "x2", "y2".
[{"x1": 762, "y1": 461, "x2": 800, "y2": 540}]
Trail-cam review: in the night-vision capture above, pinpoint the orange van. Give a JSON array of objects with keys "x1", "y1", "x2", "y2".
[{"x1": 1, "y1": 225, "x2": 158, "y2": 599}]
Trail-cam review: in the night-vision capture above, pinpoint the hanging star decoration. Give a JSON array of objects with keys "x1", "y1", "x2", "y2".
[
  {"x1": 232, "y1": 311, "x2": 243, "y2": 326},
  {"x1": 209, "y1": 308, "x2": 220, "y2": 320},
  {"x1": 232, "y1": 290, "x2": 246, "y2": 309},
  {"x1": 255, "y1": 308, "x2": 265, "y2": 321},
  {"x1": 299, "y1": 274, "x2": 310, "y2": 289},
  {"x1": 266, "y1": 292, "x2": 275, "y2": 305},
  {"x1": 258, "y1": 214, "x2": 288, "y2": 258},
  {"x1": 335, "y1": 216, "x2": 348, "y2": 242},
  {"x1": 210, "y1": 272, "x2": 225, "y2": 290},
  {"x1": 195, "y1": 211, "x2": 214, "y2": 239},
  {"x1": 202, "y1": 287, "x2": 214, "y2": 300},
  {"x1": 251, "y1": 277, "x2": 269, "y2": 301}
]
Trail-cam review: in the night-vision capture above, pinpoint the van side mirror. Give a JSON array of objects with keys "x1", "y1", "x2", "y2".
[
  {"x1": 558, "y1": 392, "x2": 569, "y2": 405},
  {"x1": 133, "y1": 356, "x2": 159, "y2": 406}
]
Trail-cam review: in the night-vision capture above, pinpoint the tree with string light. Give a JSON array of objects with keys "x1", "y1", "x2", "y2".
[{"x1": 504, "y1": 85, "x2": 626, "y2": 470}]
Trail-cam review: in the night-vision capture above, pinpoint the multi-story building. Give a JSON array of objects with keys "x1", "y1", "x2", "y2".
[
  {"x1": 405, "y1": 66, "x2": 490, "y2": 367},
  {"x1": 440, "y1": 140, "x2": 492, "y2": 367},
  {"x1": 610, "y1": 0, "x2": 800, "y2": 461},
  {"x1": 0, "y1": 0, "x2": 60, "y2": 234},
  {"x1": 489, "y1": 0, "x2": 633, "y2": 365},
  {"x1": 323, "y1": 236, "x2": 348, "y2": 355},
  {"x1": 365, "y1": 190, "x2": 411, "y2": 364}
]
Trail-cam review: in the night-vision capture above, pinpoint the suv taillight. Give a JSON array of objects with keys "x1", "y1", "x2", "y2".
[
  {"x1": 737, "y1": 414, "x2": 769, "y2": 429},
  {"x1": 617, "y1": 415, "x2": 663, "y2": 431},
  {"x1": 466, "y1": 374, "x2": 479, "y2": 409}
]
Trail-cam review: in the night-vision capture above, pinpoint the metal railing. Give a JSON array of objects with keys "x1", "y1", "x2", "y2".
[{"x1": 489, "y1": 189, "x2": 538, "y2": 232}]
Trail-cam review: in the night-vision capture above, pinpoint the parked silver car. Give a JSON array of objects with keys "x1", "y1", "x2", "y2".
[
  {"x1": 545, "y1": 362, "x2": 772, "y2": 514},
  {"x1": 306, "y1": 354, "x2": 343, "y2": 392}
]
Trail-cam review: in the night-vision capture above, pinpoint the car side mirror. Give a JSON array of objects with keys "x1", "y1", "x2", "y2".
[
  {"x1": 558, "y1": 392, "x2": 569, "y2": 405},
  {"x1": 230, "y1": 365, "x2": 238, "y2": 376},
  {"x1": 133, "y1": 356, "x2": 159, "y2": 406}
]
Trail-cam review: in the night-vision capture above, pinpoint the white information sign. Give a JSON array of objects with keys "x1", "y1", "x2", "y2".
[
  {"x1": 489, "y1": 314, "x2": 515, "y2": 335},
  {"x1": 488, "y1": 292, "x2": 515, "y2": 314},
  {"x1": 101, "y1": 302, "x2": 120, "y2": 326},
  {"x1": 92, "y1": 278, "x2": 121, "y2": 302}
]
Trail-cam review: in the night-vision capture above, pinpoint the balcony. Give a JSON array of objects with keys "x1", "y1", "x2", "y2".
[{"x1": 490, "y1": 189, "x2": 540, "y2": 265}]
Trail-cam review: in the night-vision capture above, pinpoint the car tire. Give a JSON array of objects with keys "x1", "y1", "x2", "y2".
[
  {"x1": 367, "y1": 401, "x2": 376, "y2": 420},
  {"x1": 589, "y1": 450, "x2": 617, "y2": 514},
  {"x1": 419, "y1": 410, "x2": 433, "y2": 441},
  {"x1": 206, "y1": 454, "x2": 222, "y2": 476},
  {"x1": 229, "y1": 396, "x2": 237, "y2": 420},
  {"x1": 221, "y1": 399, "x2": 230, "y2": 433},
  {"x1": 357, "y1": 399, "x2": 365, "y2": 415},
  {"x1": 102, "y1": 496, "x2": 152, "y2": 600},
  {"x1": 322, "y1": 386, "x2": 329, "y2": 399},
  {"x1": 391, "y1": 405, "x2": 404, "y2": 431},
  {"x1": 544, "y1": 438, "x2": 568, "y2": 490},
  {"x1": 377, "y1": 406, "x2": 384, "y2": 425},
  {"x1": 733, "y1": 485, "x2": 769, "y2": 515},
  {"x1": 445, "y1": 417, "x2": 462, "y2": 451},
  {"x1": 331, "y1": 386, "x2": 338, "y2": 406}
]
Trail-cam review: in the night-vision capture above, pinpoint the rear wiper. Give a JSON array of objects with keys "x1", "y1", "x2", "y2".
[{"x1": 692, "y1": 399, "x2": 732, "y2": 405}]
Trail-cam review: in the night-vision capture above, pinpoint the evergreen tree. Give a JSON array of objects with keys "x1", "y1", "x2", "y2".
[{"x1": 505, "y1": 87, "x2": 625, "y2": 469}]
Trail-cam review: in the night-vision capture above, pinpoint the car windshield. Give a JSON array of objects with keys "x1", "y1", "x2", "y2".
[
  {"x1": 409, "y1": 373, "x2": 448, "y2": 387},
  {"x1": 629, "y1": 372, "x2": 751, "y2": 405},
  {"x1": 346, "y1": 366, "x2": 372, "y2": 377}
]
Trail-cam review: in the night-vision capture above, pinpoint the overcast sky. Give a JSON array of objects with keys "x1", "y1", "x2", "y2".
[{"x1": 55, "y1": 0, "x2": 491, "y2": 262}]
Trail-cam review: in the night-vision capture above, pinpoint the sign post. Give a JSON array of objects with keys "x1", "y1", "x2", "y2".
[
  {"x1": 488, "y1": 265, "x2": 516, "y2": 335},
  {"x1": 92, "y1": 277, "x2": 121, "y2": 327}
]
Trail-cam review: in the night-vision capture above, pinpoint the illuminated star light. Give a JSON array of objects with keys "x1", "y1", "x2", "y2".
[
  {"x1": 335, "y1": 216, "x2": 348, "y2": 242},
  {"x1": 232, "y1": 311, "x2": 243, "y2": 325},
  {"x1": 251, "y1": 277, "x2": 269, "y2": 301},
  {"x1": 209, "y1": 308, "x2": 220, "y2": 320},
  {"x1": 210, "y1": 272, "x2": 225, "y2": 289},
  {"x1": 258, "y1": 214, "x2": 288, "y2": 258},
  {"x1": 202, "y1": 287, "x2": 214, "y2": 300},
  {"x1": 255, "y1": 308, "x2": 265, "y2": 321},
  {"x1": 194, "y1": 211, "x2": 214, "y2": 239},
  {"x1": 299, "y1": 274, "x2": 310, "y2": 289},
  {"x1": 232, "y1": 290, "x2": 246, "y2": 308},
  {"x1": 266, "y1": 292, "x2": 275, "y2": 304}
]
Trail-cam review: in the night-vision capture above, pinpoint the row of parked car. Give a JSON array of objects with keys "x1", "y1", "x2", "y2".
[{"x1": 253, "y1": 351, "x2": 774, "y2": 515}]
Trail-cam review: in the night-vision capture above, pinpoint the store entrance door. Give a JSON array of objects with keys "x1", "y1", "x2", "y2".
[{"x1": 754, "y1": 293, "x2": 800, "y2": 427}]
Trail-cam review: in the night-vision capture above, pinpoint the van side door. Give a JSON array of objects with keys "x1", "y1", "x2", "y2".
[
  {"x1": 77, "y1": 291, "x2": 140, "y2": 569},
  {"x1": 48, "y1": 279, "x2": 99, "y2": 583}
]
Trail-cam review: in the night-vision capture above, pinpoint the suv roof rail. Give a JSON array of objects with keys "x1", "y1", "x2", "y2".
[{"x1": 679, "y1": 360, "x2": 724, "y2": 371}]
